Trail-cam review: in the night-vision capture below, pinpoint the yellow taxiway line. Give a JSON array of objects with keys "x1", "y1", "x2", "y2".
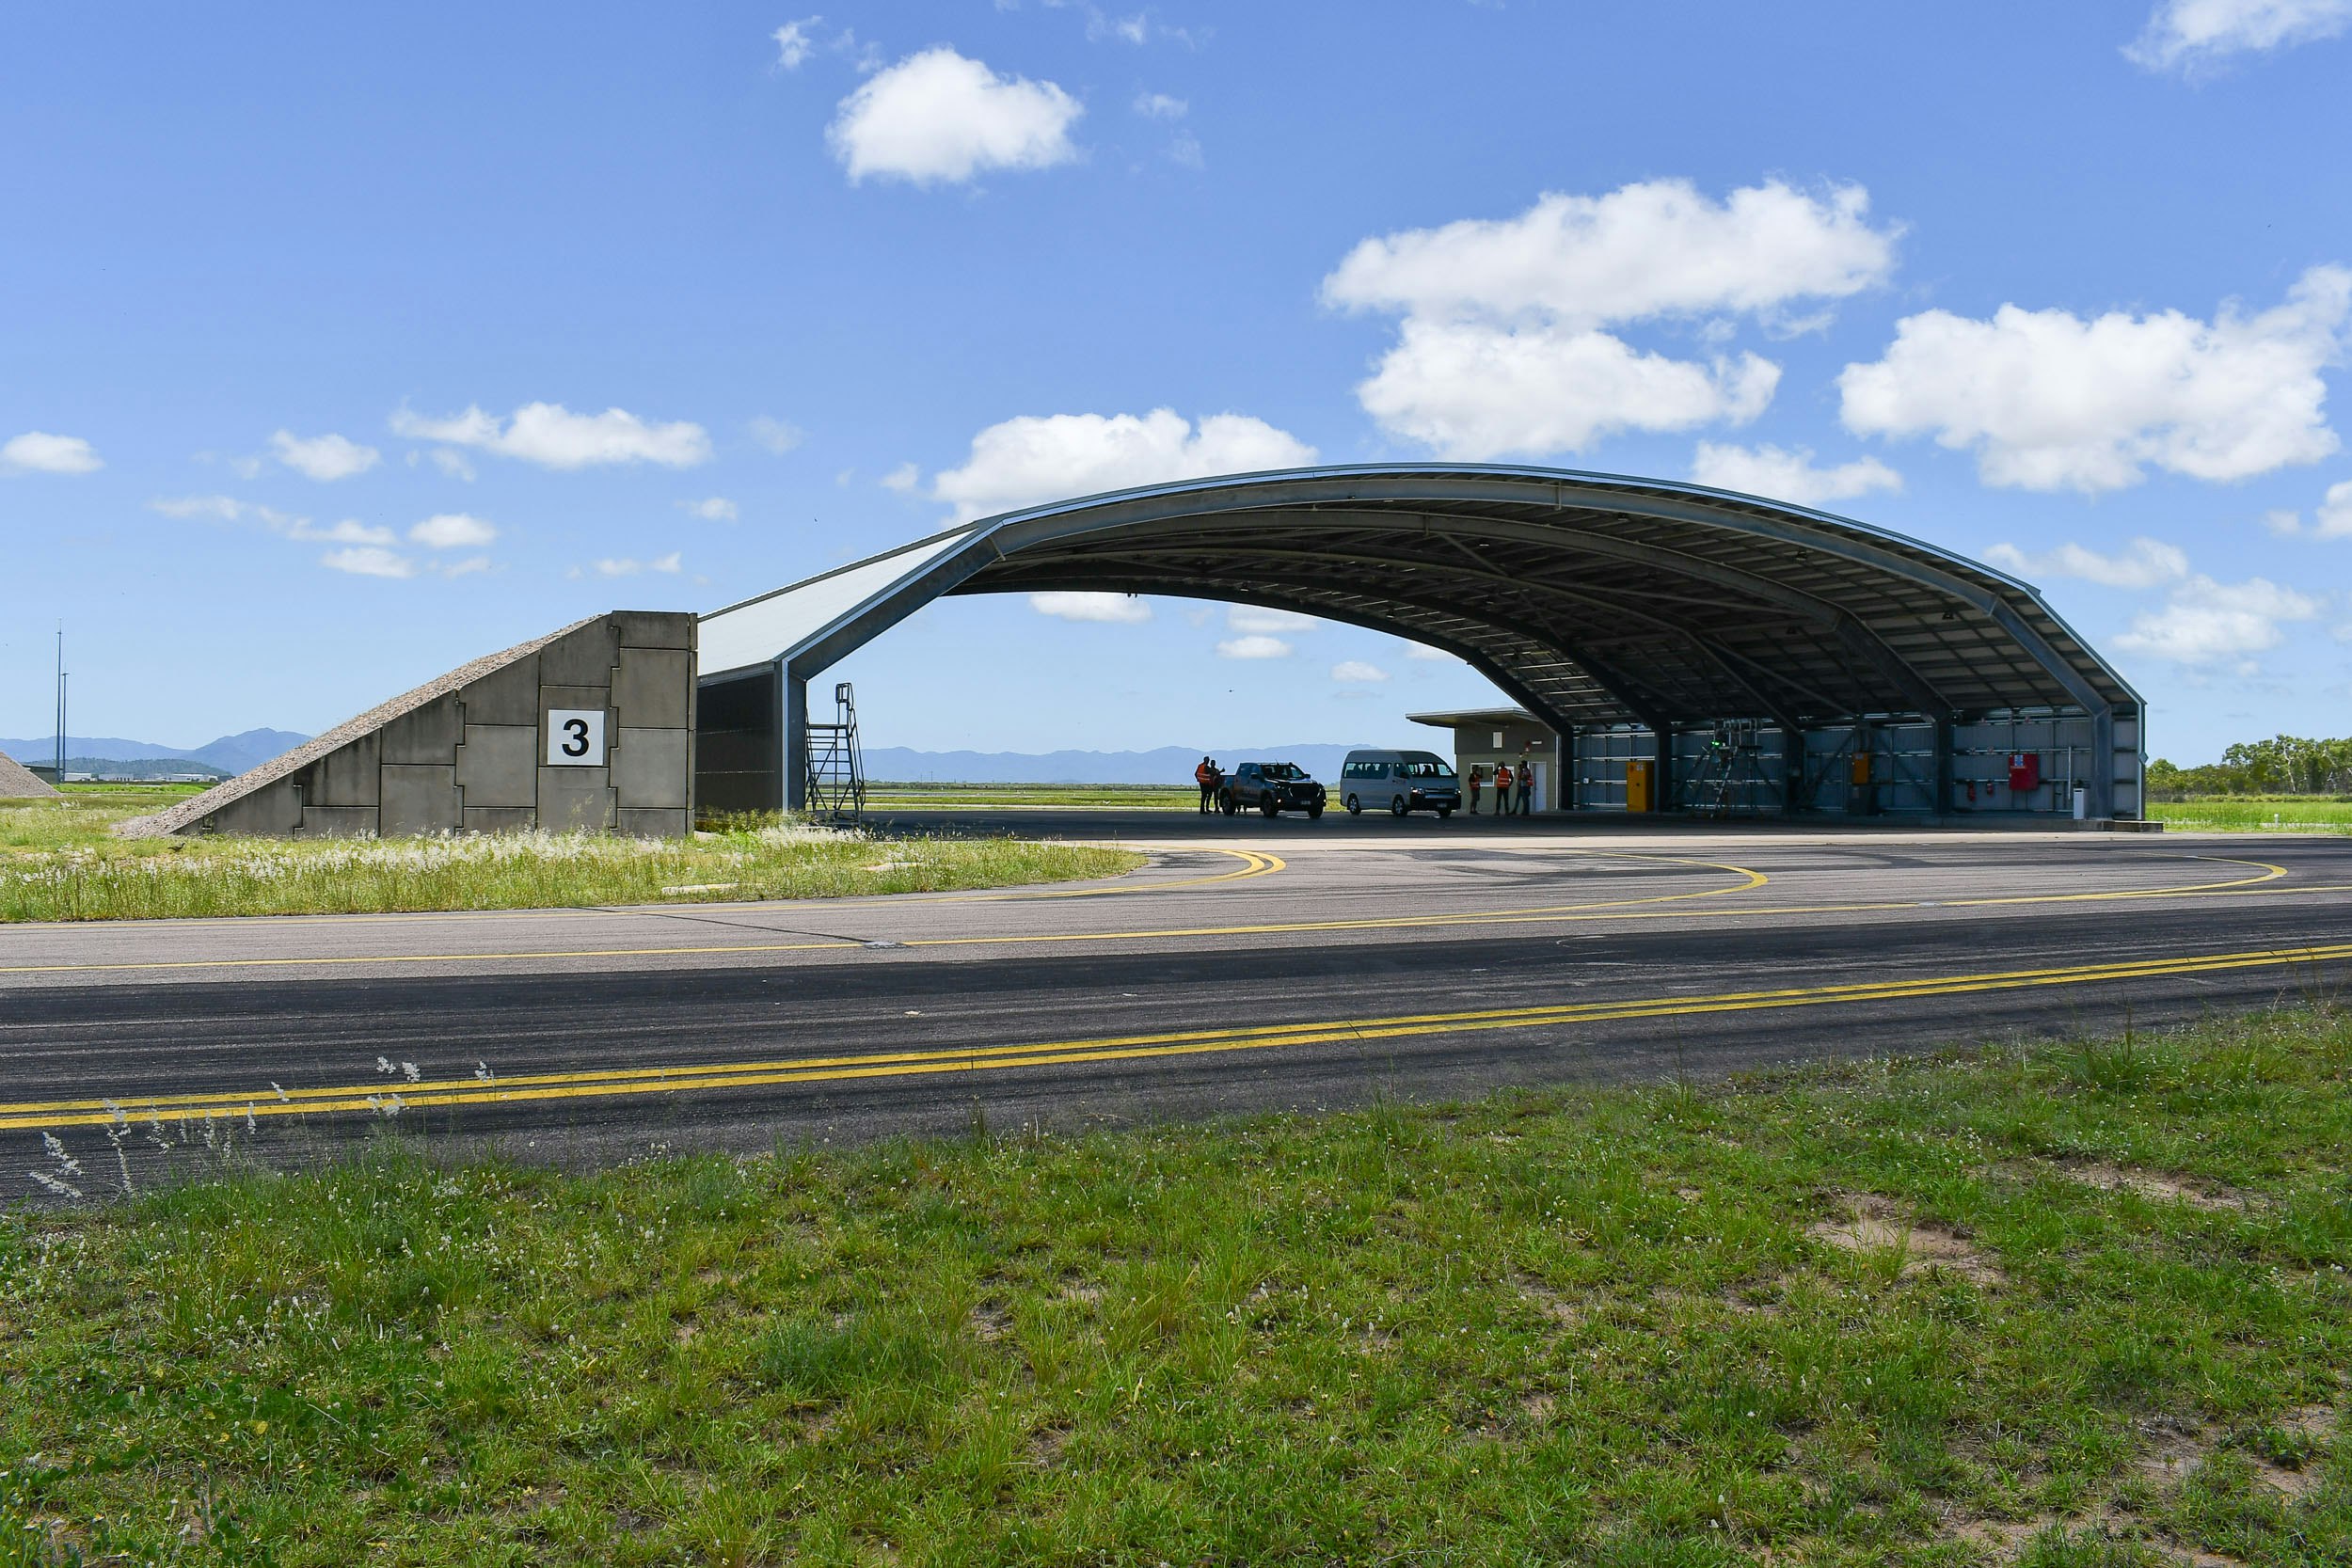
[
  {"x1": 7, "y1": 936, "x2": 2347, "y2": 1132},
  {"x1": 0, "y1": 853, "x2": 1771, "y2": 974},
  {"x1": 0, "y1": 855, "x2": 2301, "y2": 980},
  {"x1": 930, "y1": 846, "x2": 1284, "y2": 899}
]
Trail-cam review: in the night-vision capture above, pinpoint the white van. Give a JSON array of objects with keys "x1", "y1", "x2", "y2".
[{"x1": 1339, "y1": 749, "x2": 1462, "y2": 818}]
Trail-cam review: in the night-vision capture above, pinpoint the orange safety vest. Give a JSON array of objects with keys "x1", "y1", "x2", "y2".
[
  {"x1": 1195, "y1": 762, "x2": 1216, "y2": 786},
  {"x1": 1494, "y1": 765, "x2": 1513, "y2": 789}
]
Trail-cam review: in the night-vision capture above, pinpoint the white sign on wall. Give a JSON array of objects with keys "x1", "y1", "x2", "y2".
[{"x1": 545, "y1": 708, "x2": 608, "y2": 767}]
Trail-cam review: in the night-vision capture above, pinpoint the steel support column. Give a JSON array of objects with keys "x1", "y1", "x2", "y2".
[
  {"x1": 1782, "y1": 727, "x2": 1805, "y2": 816},
  {"x1": 1933, "y1": 714, "x2": 1955, "y2": 818},
  {"x1": 2090, "y1": 705, "x2": 2116, "y2": 818},
  {"x1": 783, "y1": 670, "x2": 807, "y2": 813}
]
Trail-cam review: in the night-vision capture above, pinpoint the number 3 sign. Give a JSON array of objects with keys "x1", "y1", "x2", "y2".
[{"x1": 546, "y1": 709, "x2": 607, "y2": 767}]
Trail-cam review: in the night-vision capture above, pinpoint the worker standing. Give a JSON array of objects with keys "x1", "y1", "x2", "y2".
[
  {"x1": 1515, "y1": 752, "x2": 1535, "y2": 816},
  {"x1": 1466, "y1": 765, "x2": 1484, "y2": 815},
  {"x1": 1194, "y1": 755, "x2": 1220, "y2": 815},
  {"x1": 1492, "y1": 761, "x2": 1513, "y2": 820}
]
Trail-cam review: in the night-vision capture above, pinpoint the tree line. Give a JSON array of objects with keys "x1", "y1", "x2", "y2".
[{"x1": 2147, "y1": 735, "x2": 2352, "y2": 800}]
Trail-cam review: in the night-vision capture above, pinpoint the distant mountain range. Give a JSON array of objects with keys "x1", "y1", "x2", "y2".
[
  {"x1": 0, "y1": 729, "x2": 310, "y2": 775},
  {"x1": 864, "y1": 744, "x2": 1416, "y2": 785},
  {"x1": 0, "y1": 734, "x2": 1430, "y2": 788}
]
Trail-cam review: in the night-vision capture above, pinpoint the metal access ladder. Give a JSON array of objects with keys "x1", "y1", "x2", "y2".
[
  {"x1": 803, "y1": 681, "x2": 866, "y2": 825},
  {"x1": 1686, "y1": 721, "x2": 1771, "y2": 817}
]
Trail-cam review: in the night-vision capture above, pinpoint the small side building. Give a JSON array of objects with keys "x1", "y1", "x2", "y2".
[
  {"x1": 1407, "y1": 709, "x2": 1564, "y2": 812},
  {"x1": 120, "y1": 611, "x2": 696, "y2": 839}
]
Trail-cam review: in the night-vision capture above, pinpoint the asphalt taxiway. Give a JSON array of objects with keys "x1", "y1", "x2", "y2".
[{"x1": 4, "y1": 815, "x2": 2346, "y2": 1194}]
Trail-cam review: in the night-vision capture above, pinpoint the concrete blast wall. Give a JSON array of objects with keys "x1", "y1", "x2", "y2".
[{"x1": 123, "y1": 611, "x2": 697, "y2": 839}]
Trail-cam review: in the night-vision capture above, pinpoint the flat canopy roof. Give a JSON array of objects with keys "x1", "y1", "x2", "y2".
[
  {"x1": 700, "y1": 464, "x2": 2140, "y2": 739},
  {"x1": 1408, "y1": 707, "x2": 1540, "y2": 731}
]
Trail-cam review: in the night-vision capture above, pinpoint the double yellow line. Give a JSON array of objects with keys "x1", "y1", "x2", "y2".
[
  {"x1": 963, "y1": 847, "x2": 1283, "y2": 899},
  {"x1": 0, "y1": 852, "x2": 1766, "y2": 976},
  {"x1": 7, "y1": 937, "x2": 2344, "y2": 1132}
]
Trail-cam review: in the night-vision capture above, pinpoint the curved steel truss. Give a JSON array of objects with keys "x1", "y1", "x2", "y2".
[{"x1": 696, "y1": 466, "x2": 2142, "y2": 815}]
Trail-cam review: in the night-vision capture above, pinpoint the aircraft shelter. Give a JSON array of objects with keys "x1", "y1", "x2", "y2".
[{"x1": 694, "y1": 465, "x2": 2145, "y2": 822}]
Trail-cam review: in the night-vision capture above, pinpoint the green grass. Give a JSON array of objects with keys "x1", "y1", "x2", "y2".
[
  {"x1": 865, "y1": 782, "x2": 1196, "y2": 809},
  {"x1": 0, "y1": 784, "x2": 211, "y2": 852},
  {"x1": 2150, "y1": 800, "x2": 2352, "y2": 833},
  {"x1": 5, "y1": 1010, "x2": 2347, "y2": 1564},
  {"x1": 0, "y1": 788, "x2": 1142, "y2": 922}
]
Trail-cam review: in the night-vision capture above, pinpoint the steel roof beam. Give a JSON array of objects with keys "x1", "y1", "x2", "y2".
[
  {"x1": 982, "y1": 574, "x2": 1596, "y2": 735},
  {"x1": 997, "y1": 539, "x2": 1850, "y2": 723},
  {"x1": 1015, "y1": 506, "x2": 1963, "y2": 712},
  {"x1": 981, "y1": 562, "x2": 1713, "y2": 728},
  {"x1": 979, "y1": 472, "x2": 2130, "y2": 714}
]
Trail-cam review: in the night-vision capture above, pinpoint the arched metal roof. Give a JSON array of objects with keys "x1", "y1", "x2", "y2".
[{"x1": 700, "y1": 464, "x2": 2139, "y2": 741}]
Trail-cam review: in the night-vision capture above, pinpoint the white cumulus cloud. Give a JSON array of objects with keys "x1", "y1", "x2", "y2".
[
  {"x1": 1689, "y1": 442, "x2": 1902, "y2": 507},
  {"x1": 1331, "y1": 660, "x2": 1390, "y2": 683},
  {"x1": 2265, "y1": 478, "x2": 2352, "y2": 538},
  {"x1": 391, "y1": 402, "x2": 711, "y2": 469},
  {"x1": 271, "y1": 429, "x2": 380, "y2": 482},
  {"x1": 2115, "y1": 574, "x2": 2322, "y2": 664},
  {"x1": 2316, "y1": 479, "x2": 2352, "y2": 537},
  {"x1": 320, "y1": 546, "x2": 416, "y2": 579},
  {"x1": 593, "y1": 553, "x2": 684, "y2": 578},
  {"x1": 408, "y1": 513, "x2": 497, "y2": 549},
  {"x1": 1323, "y1": 178, "x2": 1898, "y2": 330},
  {"x1": 149, "y1": 495, "x2": 247, "y2": 520},
  {"x1": 1324, "y1": 180, "x2": 1897, "y2": 459},
  {"x1": 681, "y1": 496, "x2": 739, "y2": 521},
  {"x1": 931, "y1": 407, "x2": 1317, "y2": 522},
  {"x1": 1405, "y1": 642, "x2": 1463, "y2": 662},
  {"x1": 1133, "y1": 91, "x2": 1187, "y2": 119},
  {"x1": 1, "y1": 432, "x2": 102, "y2": 475},
  {"x1": 1837, "y1": 265, "x2": 2350, "y2": 492},
  {"x1": 1227, "y1": 606, "x2": 1320, "y2": 634},
  {"x1": 1216, "y1": 634, "x2": 1292, "y2": 659},
  {"x1": 1981, "y1": 536, "x2": 2191, "y2": 590},
  {"x1": 879, "y1": 463, "x2": 920, "y2": 493},
  {"x1": 828, "y1": 48, "x2": 1083, "y2": 185},
  {"x1": 1029, "y1": 592, "x2": 1151, "y2": 624},
  {"x1": 748, "y1": 416, "x2": 805, "y2": 454},
  {"x1": 1355, "y1": 322, "x2": 1777, "y2": 458},
  {"x1": 772, "y1": 17, "x2": 821, "y2": 68},
  {"x1": 2126, "y1": 0, "x2": 2352, "y2": 71},
  {"x1": 291, "y1": 518, "x2": 396, "y2": 546}
]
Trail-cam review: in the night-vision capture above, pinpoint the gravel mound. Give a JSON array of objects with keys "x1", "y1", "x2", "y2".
[{"x1": 0, "y1": 746, "x2": 60, "y2": 799}]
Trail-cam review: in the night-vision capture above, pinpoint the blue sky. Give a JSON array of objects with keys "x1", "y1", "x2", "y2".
[{"x1": 4, "y1": 1, "x2": 2347, "y2": 762}]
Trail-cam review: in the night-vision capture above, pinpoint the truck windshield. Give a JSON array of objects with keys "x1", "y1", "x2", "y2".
[{"x1": 1261, "y1": 764, "x2": 1304, "y2": 780}]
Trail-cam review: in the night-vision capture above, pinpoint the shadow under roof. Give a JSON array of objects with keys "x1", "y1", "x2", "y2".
[{"x1": 699, "y1": 464, "x2": 2139, "y2": 739}]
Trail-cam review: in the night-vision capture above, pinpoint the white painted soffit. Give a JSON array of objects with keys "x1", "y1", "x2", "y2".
[{"x1": 697, "y1": 529, "x2": 978, "y2": 679}]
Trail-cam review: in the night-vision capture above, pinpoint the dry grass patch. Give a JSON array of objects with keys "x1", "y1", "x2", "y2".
[
  {"x1": 2066, "y1": 1162, "x2": 2249, "y2": 1212},
  {"x1": 1807, "y1": 1191, "x2": 2006, "y2": 1286}
]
